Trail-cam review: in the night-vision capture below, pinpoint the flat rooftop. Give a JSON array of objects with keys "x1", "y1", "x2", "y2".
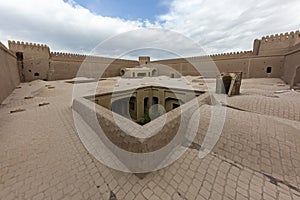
[{"x1": 0, "y1": 77, "x2": 300, "y2": 200}]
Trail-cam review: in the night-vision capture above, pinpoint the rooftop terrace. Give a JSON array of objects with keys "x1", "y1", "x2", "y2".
[{"x1": 0, "y1": 77, "x2": 300, "y2": 200}]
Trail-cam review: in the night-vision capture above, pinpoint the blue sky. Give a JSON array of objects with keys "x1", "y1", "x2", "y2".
[
  {"x1": 74, "y1": 0, "x2": 169, "y2": 22},
  {"x1": 1, "y1": 0, "x2": 300, "y2": 60}
]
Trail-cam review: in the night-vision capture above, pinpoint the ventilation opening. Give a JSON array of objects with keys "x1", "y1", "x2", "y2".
[
  {"x1": 266, "y1": 66, "x2": 272, "y2": 74},
  {"x1": 34, "y1": 72, "x2": 40, "y2": 77}
]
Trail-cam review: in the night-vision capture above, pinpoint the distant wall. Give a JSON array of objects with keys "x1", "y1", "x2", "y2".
[
  {"x1": 0, "y1": 42, "x2": 20, "y2": 103},
  {"x1": 49, "y1": 52, "x2": 139, "y2": 80},
  {"x1": 151, "y1": 31, "x2": 298, "y2": 80},
  {"x1": 152, "y1": 52, "x2": 285, "y2": 78}
]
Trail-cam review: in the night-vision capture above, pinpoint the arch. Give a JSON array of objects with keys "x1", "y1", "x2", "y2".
[
  {"x1": 152, "y1": 69, "x2": 158, "y2": 76},
  {"x1": 129, "y1": 96, "x2": 137, "y2": 120},
  {"x1": 152, "y1": 96, "x2": 159, "y2": 105},
  {"x1": 165, "y1": 97, "x2": 180, "y2": 112},
  {"x1": 291, "y1": 65, "x2": 300, "y2": 89},
  {"x1": 144, "y1": 97, "x2": 149, "y2": 111},
  {"x1": 222, "y1": 76, "x2": 232, "y2": 94}
]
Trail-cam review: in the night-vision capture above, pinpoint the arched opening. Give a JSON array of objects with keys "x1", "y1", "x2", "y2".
[
  {"x1": 152, "y1": 69, "x2": 158, "y2": 77},
  {"x1": 292, "y1": 66, "x2": 300, "y2": 89},
  {"x1": 266, "y1": 66, "x2": 272, "y2": 74},
  {"x1": 165, "y1": 97, "x2": 180, "y2": 112},
  {"x1": 144, "y1": 97, "x2": 149, "y2": 112},
  {"x1": 295, "y1": 67, "x2": 300, "y2": 84},
  {"x1": 129, "y1": 96, "x2": 137, "y2": 120},
  {"x1": 152, "y1": 97, "x2": 159, "y2": 105},
  {"x1": 222, "y1": 76, "x2": 232, "y2": 94}
]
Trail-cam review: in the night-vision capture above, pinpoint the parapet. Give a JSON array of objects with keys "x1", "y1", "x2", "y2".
[
  {"x1": 8, "y1": 40, "x2": 50, "y2": 53},
  {"x1": 260, "y1": 30, "x2": 300, "y2": 43},
  {"x1": 188, "y1": 50, "x2": 254, "y2": 61},
  {"x1": 210, "y1": 50, "x2": 253, "y2": 58},
  {"x1": 50, "y1": 52, "x2": 87, "y2": 60},
  {"x1": 50, "y1": 52, "x2": 138, "y2": 64}
]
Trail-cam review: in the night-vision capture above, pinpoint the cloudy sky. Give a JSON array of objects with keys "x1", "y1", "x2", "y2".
[{"x1": 0, "y1": 0, "x2": 300, "y2": 60}]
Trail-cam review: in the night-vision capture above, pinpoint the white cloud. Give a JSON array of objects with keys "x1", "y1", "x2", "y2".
[
  {"x1": 0, "y1": 0, "x2": 146, "y2": 53},
  {"x1": 0, "y1": 0, "x2": 300, "y2": 59},
  {"x1": 158, "y1": 0, "x2": 300, "y2": 54}
]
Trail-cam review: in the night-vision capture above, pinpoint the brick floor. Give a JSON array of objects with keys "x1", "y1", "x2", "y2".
[{"x1": 0, "y1": 78, "x2": 300, "y2": 199}]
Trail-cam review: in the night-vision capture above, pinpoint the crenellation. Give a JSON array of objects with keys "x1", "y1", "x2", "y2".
[
  {"x1": 50, "y1": 51, "x2": 87, "y2": 60},
  {"x1": 209, "y1": 50, "x2": 253, "y2": 58},
  {"x1": 8, "y1": 40, "x2": 50, "y2": 52},
  {"x1": 260, "y1": 31, "x2": 299, "y2": 42}
]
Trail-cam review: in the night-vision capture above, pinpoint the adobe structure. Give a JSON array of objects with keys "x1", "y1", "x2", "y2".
[
  {"x1": 1, "y1": 30, "x2": 300, "y2": 103},
  {"x1": 1, "y1": 30, "x2": 300, "y2": 199}
]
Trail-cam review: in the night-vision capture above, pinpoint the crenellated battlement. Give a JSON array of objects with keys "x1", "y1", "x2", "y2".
[
  {"x1": 8, "y1": 40, "x2": 50, "y2": 52},
  {"x1": 260, "y1": 30, "x2": 300, "y2": 43},
  {"x1": 50, "y1": 51, "x2": 87, "y2": 60},
  {"x1": 210, "y1": 50, "x2": 253, "y2": 58},
  {"x1": 50, "y1": 51, "x2": 138, "y2": 64},
  {"x1": 186, "y1": 50, "x2": 253, "y2": 61},
  {"x1": 252, "y1": 30, "x2": 300, "y2": 55},
  {"x1": 50, "y1": 51, "x2": 114, "y2": 62}
]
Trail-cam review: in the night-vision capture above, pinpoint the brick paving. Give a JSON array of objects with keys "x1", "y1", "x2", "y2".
[{"x1": 0, "y1": 78, "x2": 300, "y2": 199}]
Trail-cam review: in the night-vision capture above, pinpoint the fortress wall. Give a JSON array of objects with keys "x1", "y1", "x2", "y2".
[
  {"x1": 8, "y1": 41, "x2": 50, "y2": 82},
  {"x1": 282, "y1": 44, "x2": 300, "y2": 85},
  {"x1": 7, "y1": 29, "x2": 300, "y2": 83},
  {"x1": 257, "y1": 31, "x2": 300, "y2": 56},
  {"x1": 0, "y1": 42, "x2": 20, "y2": 103},
  {"x1": 49, "y1": 52, "x2": 139, "y2": 80},
  {"x1": 153, "y1": 52, "x2": 284, "y2": 78}
]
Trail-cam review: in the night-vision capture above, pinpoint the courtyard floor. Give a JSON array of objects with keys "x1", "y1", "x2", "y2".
[{"x1": 0, "y1": 78, "x2": 300, "y2": 200}]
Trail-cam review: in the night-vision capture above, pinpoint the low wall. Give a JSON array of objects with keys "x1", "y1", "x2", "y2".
[
  {"x1": 282, "y1": 44, "x2": 300, "y2": 85},
  {"x1": 72, "y1": 93, "x2": 211, "y2": 171},
  {"x1": 152, "y1": 53, "x2": 285, "y2": 78},
  {"x1": 0, "y1": 43, "x2": 20, "y2": 103}
]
